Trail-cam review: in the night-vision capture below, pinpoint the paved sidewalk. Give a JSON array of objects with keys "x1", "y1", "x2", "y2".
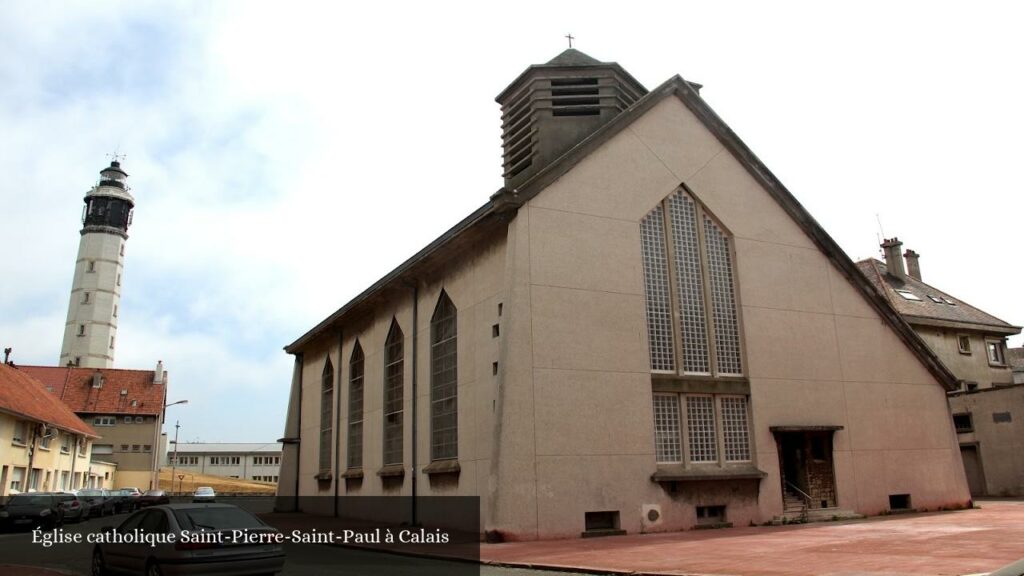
[{"x1": 481, "y1": 500, "x2": 1024, "y2": 576}]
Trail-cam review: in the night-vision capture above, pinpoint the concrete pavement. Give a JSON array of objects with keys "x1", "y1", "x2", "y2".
[{"x1": 481, "y1": 500, "x2": 1024, "y2": 576}]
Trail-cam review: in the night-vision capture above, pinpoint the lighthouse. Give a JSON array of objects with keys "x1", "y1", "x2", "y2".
[{"x1": 59, "y1": 160, "x2": 134, "y2": 368}]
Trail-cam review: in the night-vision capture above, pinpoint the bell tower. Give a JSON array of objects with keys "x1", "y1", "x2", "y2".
[
  {"x1": 496, "y1": 48, "x2": 648, "y2": 189},
  {"x1": 59, "y1": 159, "x2": 135, "y2": 368}
]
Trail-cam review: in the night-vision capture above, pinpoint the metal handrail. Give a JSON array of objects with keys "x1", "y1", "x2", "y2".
[{"x1": 785, "y1": 481, "x2": 813, "y2": 504}]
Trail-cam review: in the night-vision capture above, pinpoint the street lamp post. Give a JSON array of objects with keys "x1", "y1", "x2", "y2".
[
  {"x1": 170, "y1": 421, "x2": 181, "y2": 495},
  {"x1": 153, "y1": 400, "x2": 188, "y2": 491}
]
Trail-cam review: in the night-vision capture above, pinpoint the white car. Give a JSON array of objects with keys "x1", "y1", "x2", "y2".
[{"x1": 191, "y1": 486, "x2": 216, "y2": 503}]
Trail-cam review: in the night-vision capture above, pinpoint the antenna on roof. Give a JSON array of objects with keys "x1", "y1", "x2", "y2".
[{"x1": 875, "y1": 213, "x2": 886, "y2": 259}]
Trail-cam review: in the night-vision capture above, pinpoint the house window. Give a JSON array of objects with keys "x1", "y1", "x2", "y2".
[
  {"x1": 87, "y1": 261, "x2": 96, "y2": 273},
  {"x1": 113, "y1": 305, "x2": 118, "y2": 317},
  {"x1": 135, "y1": 416, "x2": 143, "y2": 423},
  {"x1": 117, "y1": 274, "x2": 121, "y2": 286},
  {"x1": 639, "y1": 188, "x2": 743, "y2": 376},
  {"x1": 652, "y1": 394, "x2": 751, "y2": 464},
  {"x1": 94, "y1": 416, "x2": 115, "y2": 427},
  {"x1": 347, "y1": 341, "x2": 364, "y2": 469},
  {"x1": 132, "y1": 445, "x2": 140, "y2": 452},
  {"x1": 430, "y1": 291, "x2": 458, "y2": 461},
  {"x1": 83, "y1": 292, "x2": 90, "y2": 304},
  {"x1": 78, "y1": 325, "x2": 86, "y2": 336},
  {"x1": 953, "y1": 413, "x2": 974, "y2": 433},
  {"x1": 319, "y1": 358, "x2": 334, "y2": 473},
  {"x1": 12, "y1": 421, "x2": 27, "y2": 444},
  {"x1": 383, "y1": 319, "x2": 404, "y2": 466},
  {"x1": 40, "y1": 433, "x2": 53, "y2": 450},
  {"x1": 987, "y1": 340, "x2": 1006, "y2": 366},
  {"x1": 120, "y1": 444, "x2": 129, "y2": 452},
  {"x1": 124, "y1": 416, "x2": 132, "y2": 424},
  {"x1": 958, "y1": 334, "x2": 972, "y2": 355},
  {"x1": 61, "y1": 434, "x2": 71, "y2": 454},
  {"x1": 10, "y1": 468, "x2": 24, "y2": 492}
]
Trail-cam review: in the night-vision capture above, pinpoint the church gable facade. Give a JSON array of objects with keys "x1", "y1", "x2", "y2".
[{"x1": 279, "y1": 50, "x2": 970, "y2": 540}]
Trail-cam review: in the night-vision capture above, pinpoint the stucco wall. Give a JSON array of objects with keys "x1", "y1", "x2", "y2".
[
  {"x1": 293, "y1": 229, "x2": 507, "y2": 521},
  {"x1": 916, "y1": 329, "x2": 1013, "y2": 388},
  {"x1": 949, "y1": 385, "x2": 1024, "y2": 496},
  {"x1": 485, "y1": 95, "x2": 970, "y2": 538}
]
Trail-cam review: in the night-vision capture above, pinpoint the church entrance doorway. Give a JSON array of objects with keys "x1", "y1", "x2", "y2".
[{"x1": 773, "y1": 427, "x2": 839, "y2": 511}]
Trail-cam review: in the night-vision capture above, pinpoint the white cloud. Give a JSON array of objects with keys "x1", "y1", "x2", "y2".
[{"x1": 2, "y1": 0, "x2": 1023, "y2": 442}]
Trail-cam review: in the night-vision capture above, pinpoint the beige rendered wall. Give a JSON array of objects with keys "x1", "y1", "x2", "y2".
[
  {"x1": 915, "y1": 329, "x2": 1014, "y2": 388},
  {"x1": 949, "y1": 385, "x2": 1024, "y2": 496},
  {"x1": 0, "y1": 416, "x2": 95, "y2": 495},
  {"x1": 489, "y1": 95, "x2": 969, "y2": 538},
  {"x1": 294, "y1": 230, "x2": 507, "y2": 522}
]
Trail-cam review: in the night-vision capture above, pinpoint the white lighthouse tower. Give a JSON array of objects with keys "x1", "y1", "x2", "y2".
[{"x1": 59, "y1": 159, "x2": 135, "y2": 368}]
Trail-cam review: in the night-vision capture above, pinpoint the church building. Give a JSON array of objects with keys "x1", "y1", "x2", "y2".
[{"x1": 278, "y1": 49, "x2": 971, "y2": 540}]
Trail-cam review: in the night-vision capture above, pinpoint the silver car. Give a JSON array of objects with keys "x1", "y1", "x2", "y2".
[
  {"x1": 91, "y1": 503, "x2": 285, "y2": 576},
  {"x1": 192, "y1": 486, "x2": 216, "y2": 503}
]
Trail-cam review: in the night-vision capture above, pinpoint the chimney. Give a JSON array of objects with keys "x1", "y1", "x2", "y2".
[
  {"x1": 904, "y1": 249, "x2": 921, "y2": 281},
  {"x1": 881, "y1": 237, "x2": 906, "y2": 281},
  {"x1": 154, "y1": 360, "x2": 164, "y2": 384}
]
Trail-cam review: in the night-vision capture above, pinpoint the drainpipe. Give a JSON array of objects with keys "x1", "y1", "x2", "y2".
[
  {"x1": 293, "y1": 353, "x2": 303, "y2": 511},
  {"x1": 410, "y1": 283, "x2": 419, "y2": 526},
  {"x1": 334, "y1": 329, "x2": 343, "y2": 517}
]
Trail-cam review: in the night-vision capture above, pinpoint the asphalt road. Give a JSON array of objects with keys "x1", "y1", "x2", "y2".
[{"x1": 0, "y1": 512, "x2": 588, "y2": 576}]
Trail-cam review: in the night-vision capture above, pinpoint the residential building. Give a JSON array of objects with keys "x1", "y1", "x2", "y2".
[
  {"x1": 277, "y1": 49, "x2": 971, "y2": 539},
  {"x1": 60, "y1": 159, "x2": 134, "y2": 369},
  {"x1": 0, "y1": 362, "x2": 99, "y2": 495},
  {"x1": 19, "y1": 363, "x2": 168, "y2": 490},
  {"x1": 168, "y1": 443, "x2": 282, "y2": 483},
  {"x1": 858, "y1": 242, "x2": 1023, "y2": 496}
]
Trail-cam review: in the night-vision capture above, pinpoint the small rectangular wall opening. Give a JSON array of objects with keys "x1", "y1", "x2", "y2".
[
  {"x1": 889, "y1": 494, "x2": 911, "y2": 511},
  {"x1": 582, "y1": 510, "x2": 624, "y2": 537},
  {"x1": 696, "y1": 505, "x2": 726, "y2": 525}
]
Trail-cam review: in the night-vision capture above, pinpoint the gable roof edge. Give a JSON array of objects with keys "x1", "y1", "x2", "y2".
[{"x1": 498, "y1": 75, "x2": 959, "y2": 391}]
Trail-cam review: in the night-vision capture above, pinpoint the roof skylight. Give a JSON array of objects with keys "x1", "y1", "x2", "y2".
[{"x1": 896, "y1": 289, "x2": 922, "y2": 301}]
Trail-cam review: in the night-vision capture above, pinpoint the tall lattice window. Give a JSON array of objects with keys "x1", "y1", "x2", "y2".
[
  {"x1": 430, "y1": 291, "x2": 458, "y2": 461},
  {"x1": 653, "y1": 394, "x2": 682, "y2": 463},
  {"x1": 347, "y1": 342, "x2": 364, "y2": 469},
  {"x1": 721, "y1": 396, "x2": 751, "y2": 462},
  {"x1": 383, "y1": 319, "x2": 404, "y2": 466},
  {"x1": 686, "y1": 395, "x2": 718, "y2": 463},
  {"x1": 640, "y1": 206, "x2": 675, "y2": 371},
  {"x1": 319, "y1": 358, "x2": 333, "y2": 472},
  {"x1": 639, "y1": 188, "x2": 743, "y2": 376}
]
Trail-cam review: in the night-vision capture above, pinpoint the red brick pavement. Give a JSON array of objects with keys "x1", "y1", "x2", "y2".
[{"x1": 481, "y1": 500, "x2": 1024, "y2": 576}]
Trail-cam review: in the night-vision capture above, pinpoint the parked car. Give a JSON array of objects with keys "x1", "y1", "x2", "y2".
[
  {"x1": 135, "y1": 489, "x2": 170, "y2": 508},
  {"x1": 78, "y1": 489, "x2": 115, "y2": 517},
  {"x1": 192, "y1": 487, "x2": 216, "y2": 503},
  {"x1": 91, "y1": 503, "x2": 285, "y2": 575},
  {"x1": 54, "y1": 492, "x2": 90, "y2": 523},
  {"x1": 108, "y1": 488, "x2": 141, "y2": 513},
  {"x1": 0, "y1": 493, "x2": 65, "y2": 531}
]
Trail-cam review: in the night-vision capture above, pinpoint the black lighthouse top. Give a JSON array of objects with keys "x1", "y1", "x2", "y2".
[{"x1": 82, "y1": 160, "x2": 135, "y2": 237}]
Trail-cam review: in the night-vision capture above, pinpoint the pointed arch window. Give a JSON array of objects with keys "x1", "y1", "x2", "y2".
[
  {"x1": 430, "y1": 291, "x2": 458, "y2": 461},
  {"x1": 383, "y1": 320, "x2": 404, "y2": 466},
  {"x1": 639, "y1": 188, "x2": 743, "y2": 376},
  {"x1": 347, "y1": 342, "x2": 364, "y2": 470},
  {"x1": 319, "y1": 358, "x2": 334, "y2": 473}
]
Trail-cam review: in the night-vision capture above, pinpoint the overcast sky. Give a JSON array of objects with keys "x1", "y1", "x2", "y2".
[{"x1": 2, "y1": 1, "x2": 1022, "y2": 442}]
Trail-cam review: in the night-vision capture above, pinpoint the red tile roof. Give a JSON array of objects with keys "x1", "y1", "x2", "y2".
[
  {"x1": 0, "y1": 363, "x2": 98, "y2": 438},
  {"x1": 18, "y1": 365, "x2": 167, "y2": 417}
]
